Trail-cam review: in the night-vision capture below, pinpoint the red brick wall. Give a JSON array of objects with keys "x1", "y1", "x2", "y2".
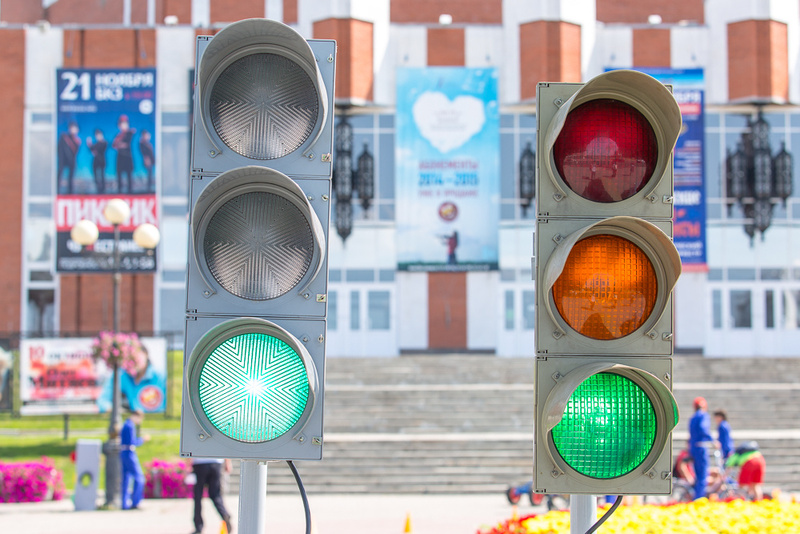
[
  {"x1": 633, "y1": 28, "x2": 671, "y2": 67},
  {"x1": 209, "y1": 0, "x2": 264, "y2": 24},
  {"x1": 427, "y1": 28, "x2": 465, "y2": 66},
  {"x1": 283, "y1": 0, "x2": 298, "y2": 24},
  {"x1": 520, "y1": 20, "x2": 581, "y2": 101},
  {"x1": 60, "y1": 274, "x2": 155, "y2": 334},
  {"x1": 391, "y1": 0, "x2": 502, "y2": 24},
  {"x1": 0, "y1": 1, "x2": 44, "y2": 23},
  {"x1": 597, "y1": 0, "x2": 704, "y2": 24},
  {"x1": 158, "y1": 0, "x2": 192, "y2": 25},
  {"x1": 47, "y1": 0, "x2": 126, "y2": 25},
  {"x1": 59, "y1": 28, "x2": 156, "y2": 335},
  {"x1": 0, "y1": 30, "x2": 25, "y2": 333},
  {"x1": 728, "y1": 20, "x2": 789, "y2": 102},
  {"x1": 313, "y1": 18, "x2": 374, "y2": 102}
]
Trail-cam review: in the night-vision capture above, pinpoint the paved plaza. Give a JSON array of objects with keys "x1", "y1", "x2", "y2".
[{"x1": 0, "y1": 493, "x2": 538, "y2": 534}]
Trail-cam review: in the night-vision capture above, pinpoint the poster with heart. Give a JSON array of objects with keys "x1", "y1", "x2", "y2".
[{"x1": 395, "y1": 68, "x2": 500, "y2": 271}]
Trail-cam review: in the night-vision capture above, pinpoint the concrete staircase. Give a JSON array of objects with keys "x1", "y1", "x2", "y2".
[{"x1": 226, "y1": 355, "x2": 800, "y2": 495}]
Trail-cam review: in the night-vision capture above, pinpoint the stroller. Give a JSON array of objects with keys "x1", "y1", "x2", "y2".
[{"x1": 505, "y1": 481, "x2": 569, "y2": 511}]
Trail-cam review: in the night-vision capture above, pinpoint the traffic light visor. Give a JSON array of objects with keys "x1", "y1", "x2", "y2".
[
  {"x1": 539, "y1": 360, "x2": 679, "y2": 485},
  {"x1": 192, "y1": 166, "x2": 326, "y2": 302},
  {"x1": 541, "y1": 217, "x2": 681, "y2": 343},
  {"x1": 540, "y1": 70, "x2": 681, "y2": 216},
  {"x1": 187, "y1": 318, "x2": 318, "y2": 444},
  {"x1": 197, "y1": 18, "x2": 329, "y2": 161}
]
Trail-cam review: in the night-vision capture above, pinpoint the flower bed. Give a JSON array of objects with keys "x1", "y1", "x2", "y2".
[
  {"x1": 0, "y1": 457, "x2": 65, "y2": 503},
  {"x1": 144, "y1": 459, "x2": 194, "y2": 499},
  {"x1": 478, "y1": 498, "x2": 800, "y2": 534}
]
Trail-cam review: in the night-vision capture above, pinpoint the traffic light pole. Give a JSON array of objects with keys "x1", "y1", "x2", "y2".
[
  {"x1": 570, "y1": 494, "x2": 596, "y2": 534},
  {"x1": 238, "y1": 460, "x2": 268, "y2": 533}
]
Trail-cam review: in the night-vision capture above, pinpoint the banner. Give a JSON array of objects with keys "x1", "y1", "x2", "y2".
[
  {"x1": 395, "y1": 68, "x2": 500, "y2": 271},
  {"x1": 55, "y1": 68, "x2": 158, "y2": 273},
  {"x1": 19, "y1": 337, "x2": 168, "y2": 415},
  {"x1": 609, "y1": 67, "x2": 707, "y2": 269}
]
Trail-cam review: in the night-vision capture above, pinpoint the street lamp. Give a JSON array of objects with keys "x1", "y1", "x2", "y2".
[
  {"x1": 69, "y1": 198, "x2": 160, "y2": 508},
  {"x1": 725, "y1": 110, "x2": 794, "y2": 244}
]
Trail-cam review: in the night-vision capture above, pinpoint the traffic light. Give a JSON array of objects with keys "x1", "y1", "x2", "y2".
[
  {"x1": 533, "y1": 70, "x2": 682, "y2": 495},
  {"x1": 180, "y1": 19, "x2": 335, "y2": 461}
]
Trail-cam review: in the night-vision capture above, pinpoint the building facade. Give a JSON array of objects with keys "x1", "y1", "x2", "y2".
[{"x1": 2, "y1": 0, "x2": 800, "y2": 357}]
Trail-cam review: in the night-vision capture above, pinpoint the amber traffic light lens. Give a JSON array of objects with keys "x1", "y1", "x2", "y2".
[
  {"x1": 552, "y1": 235, "x2": 657, "y2": 340},
  {"x1": 553, "y1": 99, "x2": 657, "y2": 203}
]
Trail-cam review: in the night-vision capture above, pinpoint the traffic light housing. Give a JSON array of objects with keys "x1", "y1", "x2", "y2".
[
  {"x1": 533, "y1": 70, "x2": 682, "y2": 495},
  {"x1": 181, "y1": 19, "x2": 335, "y2": 461}
]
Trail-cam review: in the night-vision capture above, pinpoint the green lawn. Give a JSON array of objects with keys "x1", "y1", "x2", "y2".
[{"x1": 0, "y1": 350, "x2": 185, "y2": 491}]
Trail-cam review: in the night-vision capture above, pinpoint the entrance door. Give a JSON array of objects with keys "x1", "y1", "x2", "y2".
[{"x1": 428, "y1": 272, "x2": 467, "y2": 350}]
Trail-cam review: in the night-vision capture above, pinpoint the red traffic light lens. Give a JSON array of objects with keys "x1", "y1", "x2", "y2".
[
  {"x1": 553, "y1": 99, "x2": 657, "y2": 203},
  {"x1": 552, "y1": 234, "x2": 657, "y2": 340}
]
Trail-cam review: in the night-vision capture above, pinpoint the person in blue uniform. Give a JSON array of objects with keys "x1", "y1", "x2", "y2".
[
  {"x1": 120, "y1": 410, "x2": 149, "y2": 510},
  {"x1": 688, "y1": 397, "x2": 714, "y2": 499},
  {"x1": 714, "y1": 409, "x2": 734, "y2": 460}
]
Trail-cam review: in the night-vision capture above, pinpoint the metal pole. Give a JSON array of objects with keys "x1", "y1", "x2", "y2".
[
  {"x1": 104, "y1": 223, "x2": 123, "y2": 508},
  {"x1": 238, "y1": 460, "x2": 267, "y2": 534},
  {"x1": 570, "y1": 494, "x2": 597, "y2": 534}
]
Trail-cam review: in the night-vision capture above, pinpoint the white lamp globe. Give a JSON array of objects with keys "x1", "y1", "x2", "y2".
[
  {"x1": 70, "y1": 219, "x2": 99, "y2": 246},
  {"x1": 133, "y1": 223, "x2": 161, "y2": 250},
  {"x1": 103, "y1": 198, "x2": 131, "y2": 225}
]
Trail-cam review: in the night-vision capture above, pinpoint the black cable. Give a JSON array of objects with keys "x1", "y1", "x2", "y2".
[
  {"x1": 585, "y1": 495, "x2": 623, "y2": 534},
  {"x1": 287, "y1": 460, "x2": 312, "y2": 534}
]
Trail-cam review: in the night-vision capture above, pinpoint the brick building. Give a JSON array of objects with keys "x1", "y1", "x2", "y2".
[{"x1": 1, "y1": 0, "x2": 799, "y2": 357}]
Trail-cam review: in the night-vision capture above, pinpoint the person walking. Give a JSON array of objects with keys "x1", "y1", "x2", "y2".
[
  {"x1": 688, "y1": 397, "x2": 714, "y2": 500},
  {"x1": 192, "y1": 458, "x2": 233, "y2": 534},
  {"x1": 714, "y1": 409, "x2": 734, "y2": 460},
  {"x1": 119, "y1": 409, "x2": 149, "y2": 510}
]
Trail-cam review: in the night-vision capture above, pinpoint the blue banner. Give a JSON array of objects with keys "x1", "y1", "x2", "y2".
[
  {"x1": 616, "y1": 67, "x2": 707, "y2": 268},
  {"x1": 395, "y1": 68, "x2": 500, "y2": 271}
]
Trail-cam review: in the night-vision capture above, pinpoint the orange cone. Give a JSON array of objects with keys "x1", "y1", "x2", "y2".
[
  {"x1": 220, "y1": 519, "x2": 228, "y2": 534},
  {"x1": 404, "y1": 512, "x2": 412, "y2": 533}
]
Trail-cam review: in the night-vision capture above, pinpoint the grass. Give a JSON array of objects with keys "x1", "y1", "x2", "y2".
[{"x1": 0, "y1": 350, "x2": 185, "y2": 491}]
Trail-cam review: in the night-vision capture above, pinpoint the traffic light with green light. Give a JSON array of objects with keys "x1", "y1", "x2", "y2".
[
  {"x1": 533, "y1": 70, "x2": 682, "y2": 495},
  {"x1": 180, "y1": 19, "x2": 335, "y2": 461}
]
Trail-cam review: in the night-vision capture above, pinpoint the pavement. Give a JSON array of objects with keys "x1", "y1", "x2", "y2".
[{"x1": 0, "y1": 493, "x2": 544, "y2": 534}]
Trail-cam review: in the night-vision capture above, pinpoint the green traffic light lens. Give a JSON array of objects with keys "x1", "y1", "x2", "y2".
[
  {"x1": 551, "y1": 372, "x2": 656, "y2": 479},
  {"x1": 198, "y1": 332, "x2": 310, "y2": 443}
]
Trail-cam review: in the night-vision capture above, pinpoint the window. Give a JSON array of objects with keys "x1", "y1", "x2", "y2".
[
  {"x1": 522, "y1": 290, "x2": 535, "y2": 330},
  {"x1": 765, "y1": 290, "x2": 775, "y2": 329},
  {"x1": 328, "y1": 291, "x2": 337, "y2": 331},
  {"x1": 504, "y1": 290, "x2": 514, "y2": 330},
  {"x1": 730, "y1": 290, "x2": 752, "y2": 328},
  {"x1": 368, "y1": 290, "x2": 391, "y2": 330},
  {"x1": 712, "y1": 289, "x2": 722, "y2": 329},
  {"x1": 782, "y1": 290, "x2": 800, "y2": 330},
  {"x1": 350, "y1": 290, "x2": 360, "y2": 330}
]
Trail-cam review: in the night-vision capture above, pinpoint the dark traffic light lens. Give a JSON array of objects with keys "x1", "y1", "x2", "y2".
[
  {"x1": 198, "y1": 332, "x2": 310, "y2": 443},
  {"x1": 553, "y1": 99, "x2": 657, "y2": 203},
  {"x1": 552, "y1": 234, "x2": 657, "y2": 340},
  {"x1": 203, "y1": 190, "x2": 315, "y2": 300},
  {"x1": 210, "y1": 53, "x2": 319, "y2": 160},
  {"x1": 552, "y1": 372, "x2": 657, "y2": 479}
]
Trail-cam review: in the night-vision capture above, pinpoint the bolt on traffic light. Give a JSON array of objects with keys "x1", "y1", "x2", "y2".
[
  {"x1": 533, "y1": 70, "x2": 682, "y2": 495},
  {"x1": 181, "y1": 19, "x2": 335, "y2": 461}
]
